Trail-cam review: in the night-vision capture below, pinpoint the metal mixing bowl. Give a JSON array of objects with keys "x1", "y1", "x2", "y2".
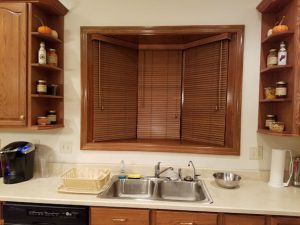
[{"x1": 213, "y1": 172, "x2": 241, "y2": 189}]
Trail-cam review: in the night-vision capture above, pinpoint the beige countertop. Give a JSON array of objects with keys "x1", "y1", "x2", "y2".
[{"x1": 0, "y1": 175, "x2": 300, "y2": 217}]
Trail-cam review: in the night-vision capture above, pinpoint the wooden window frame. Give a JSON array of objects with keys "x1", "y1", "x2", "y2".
[{"x1": 81, "y1": 25, "x2": 244, "y2": 155}]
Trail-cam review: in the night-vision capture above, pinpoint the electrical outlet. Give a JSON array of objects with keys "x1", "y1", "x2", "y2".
[
  {"x1": 59, "y1": 141, "x2": 73, "y2": 154},
  {"x1": 249, "y1": 146, "x2": 263, "y2": 160}
]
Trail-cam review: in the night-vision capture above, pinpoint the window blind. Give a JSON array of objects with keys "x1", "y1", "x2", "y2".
[
  {"x1": 92, "y1": 40, "x2": 138, "y2": 142},
  {"x1": 182, "y1": 40, "x2": 229, "y2": 146},
  {"x1": 137, "y1": 50, "x2": 182, "y2": 139}
]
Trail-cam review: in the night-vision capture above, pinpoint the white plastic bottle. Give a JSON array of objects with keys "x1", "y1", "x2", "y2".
[
  {"x1": 278, "y1": 41, "x2": 287, "y2": 66},
  {"x1": 38, "y1": 42, "x2": 47, "y2": 64}
]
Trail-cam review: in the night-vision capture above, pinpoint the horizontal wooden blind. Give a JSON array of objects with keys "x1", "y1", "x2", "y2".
[
  {"x1": 137, "y1": 50, "x2": 182, "y2": 139},
  {"x1": 182, "y1": 40, "x2": 229, "y2": 146},
  {"x1": 92, "y1": 40, "x2": 138, "y2": 142}
]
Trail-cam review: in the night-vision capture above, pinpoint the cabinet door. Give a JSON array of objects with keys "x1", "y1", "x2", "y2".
[
  {"x1": 223, "y1": 214, "x2": 266, "y2": 225},
  {"x1": 271, "y1": 216, "x2": 300, "y2": 225},
  {"x1": 152, "y1": 210, "x2": 218, "y2": 225},
  {"x1": 91, "y1": 207, "x2": 149, "y2": 225},
  {"x1": 0, "y1": 219, "x2": 3, "y2": 225},
  {"x1": 0, "y1": 3, "x2": 27, "y2": 126}
]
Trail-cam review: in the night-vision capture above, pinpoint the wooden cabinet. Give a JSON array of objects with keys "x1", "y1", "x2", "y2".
[
  {"x1": 0, "y1": 0, "x2": 67, "y2": 129},
  {"x1": 90, "y1": 207, "x2": 300, "y2": 225},
  {"x1": 152, "y1": 210, "x2": 218, "y2": 225},
  {"x1": 91, "y1": 208, "x2": 218, "y2": 225},
  {"x1": 222, "y1": 214, "x2": 266, "y2": 225},
  {"x1": 270, "y1": 216, "x2": 300, "y2": 225},
  {"x1": 256, "y1": 0, "x2": 300, "y2": 136},
  {"x1": 90, "y1": 207, "x2": 150, "y2": 225},
  {"x1": 0, "y1": 3, "x2": 27, "y2": 127}
]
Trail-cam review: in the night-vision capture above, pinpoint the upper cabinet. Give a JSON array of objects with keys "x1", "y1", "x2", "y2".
[
  {"x1": 81, "y1": 26, "x2": 244, "y2": 155},
  {"x1": 0, "y1": 3, "x2": 27, "y2": 127},
  {"x1": 0, "y1": 0, "x2": 67, "y2": 130},
  {"x1": 257, "y1": 0, "x2": 300, "y2": 136}
]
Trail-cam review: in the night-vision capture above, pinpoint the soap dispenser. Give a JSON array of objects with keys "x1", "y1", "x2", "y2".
[{"x1": 118, "y1": 160, "x2": 126, "y2": 179}]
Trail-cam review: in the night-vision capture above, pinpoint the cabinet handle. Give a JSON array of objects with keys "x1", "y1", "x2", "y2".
[
  {"x1": 19, "y1": 115, "x2": 25, "y2": 119},
  {"x1": 112, "y1": 218, "x2": 127, "y2": 222},
  {"x1": 179, "y1": 223, "x2": 194, "y2": 225}
]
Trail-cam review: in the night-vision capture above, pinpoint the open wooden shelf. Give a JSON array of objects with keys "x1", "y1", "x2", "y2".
[
  {"x1": 31, "y1": 124, "x2": 64, "y2": 130},
  {"x1": 260, "y1": 65, "x2": 292, "y2": 74},
  {"x1": 31, "y1": 94, "x2": 63, "y2": 99},
  {"x1": 31, "y1": 63, "x2": 63, "y2": 71},
  {"x1": 257, "y1": 0, "x2": 293, "y2": 13},
  {"x1": 259, "y1": 98, "x2": 292, "y2": 103},
  {"x1": 262, "y1": 31, "x2": 294, "y2": 44},
  {"x1": 257, "y1": 128, "x2": 298, "y2": 136},
  {"x1": 32, "y1": 32, "x2": 62, "y2": 43}
]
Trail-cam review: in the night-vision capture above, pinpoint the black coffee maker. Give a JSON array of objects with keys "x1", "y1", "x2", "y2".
[{"x1": 0, "y1": 141, "x2": 35, "y2": 184}]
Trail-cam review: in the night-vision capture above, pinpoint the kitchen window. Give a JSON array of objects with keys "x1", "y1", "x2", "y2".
[{"x1": 81, "y1": 26, "x2": 244, "y2": 155}]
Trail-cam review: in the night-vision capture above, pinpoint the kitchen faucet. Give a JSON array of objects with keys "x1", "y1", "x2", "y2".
[
  {"x1": 188, "y1": 160, "x2": 197, "y2": 181},
  {"x1": 154, "y1": 162, "x2": 174, "y2": 178}
]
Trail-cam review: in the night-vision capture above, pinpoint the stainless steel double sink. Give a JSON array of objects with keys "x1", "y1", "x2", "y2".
[{"x1": 98, "y1": 176, "x2": 213, "y2": 203}]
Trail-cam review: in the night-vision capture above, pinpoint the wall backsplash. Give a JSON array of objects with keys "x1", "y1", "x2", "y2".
[{"x1": 1, "y1": 0, "x2": 299, "y2": 171}]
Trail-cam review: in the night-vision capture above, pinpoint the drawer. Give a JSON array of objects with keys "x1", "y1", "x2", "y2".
[
  {"x1": 152, "y1": 210, "x2": 218, "y2": 225},
  {"x1": 91, "y1": 207, "x2": 149, "y2": 225},
  {"x1": 223, "y1": 214, "x2": 266, "y2": 225}
]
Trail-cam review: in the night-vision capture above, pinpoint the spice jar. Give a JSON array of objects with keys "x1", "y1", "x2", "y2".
[
  {"x1": 267, "y1": 49, "x2": 278, "y2": 67},
  {"x1": 46, "y1": 110, "x2": 57, "y2": 124},
  {"x1": 36, "y1": 80, "x2": 47, "y2": 94},
  {"x1": 264, "y1": 87, "x2": 276, "y2": 99},
  {"x1": 265, "y1": 114, "x2": 276, "y2": 128},
  {"x1": 47, "y1": 49, "x2": 58, "y2": 66},
  {"x1": 275, "y1": 81, "x2": 287, "y2": 98}
]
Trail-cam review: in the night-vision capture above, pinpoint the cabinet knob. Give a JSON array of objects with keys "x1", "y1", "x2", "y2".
[
  {"x1": 112, "y1": 218, "x2": 127, "y2": 222},
  {"x1": 179, "y1": 223, "x2": 194, "y2": 225},
  {"x1": 19, "y1": 115, "x2": 25, "y2": 120}
]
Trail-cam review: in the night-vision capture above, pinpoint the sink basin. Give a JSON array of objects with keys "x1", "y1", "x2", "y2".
[
  {"x1": 103, "y1": 178, "x2": 155, "y2": 199},
  {"x1": 158, "y1": 180, "x2": 206, "y2": 201},
  {"x1": 98, "y1": 176, "x2": 213, "y2": 203}
]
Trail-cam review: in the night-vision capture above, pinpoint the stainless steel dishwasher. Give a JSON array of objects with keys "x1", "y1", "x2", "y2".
[{"x1": 3, "y1": 202, "x2": 88, "y2": 225}]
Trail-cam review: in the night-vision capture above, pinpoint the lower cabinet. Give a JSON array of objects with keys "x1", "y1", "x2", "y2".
[
  {"x1": 152, "y1": 210, "x2": 218, "y2": 225},
  {"x1": 222, "y1": 214, "x2": 266, "y2": 225},
  {"x1": 90, "y1": 207, "x2": 300, "y2": 225},
  {"x1": 90, "y1": 207, "x2": 150, "y2": 225},
  {"x1": 271, "y1": 216, "x2": 300, "y2": 225}
]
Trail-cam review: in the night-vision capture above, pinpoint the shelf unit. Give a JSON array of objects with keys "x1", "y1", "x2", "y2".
[
  {"x1": 29, "y1": 2, "x2": 67, "y2": 129},
  {"x1": 257, "y1": 0, "x2": 300, "y2": 136}
]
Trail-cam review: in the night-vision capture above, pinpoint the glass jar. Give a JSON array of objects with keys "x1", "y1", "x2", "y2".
[
  {"x1": 36, "y1": 80, "x2": 47, "y2": 94},
  {"x1": 267, "y1": 49, "x2": 278, "y2": 67},
  {"x1": 275, "y1": 81, "x2": 287, "y2": 98},
  {"x1": 265, "y1": 114, "x2": 276, "y2": 128},
  {"x1": 264, "y1": 87, "x2": 276, "y2": 99},
  {"x1": 46, "y1": 110, "x2": 57, "y2": 124},
  {"x1": 47, "y1": 49, "x2": 58, "y2": 66}
]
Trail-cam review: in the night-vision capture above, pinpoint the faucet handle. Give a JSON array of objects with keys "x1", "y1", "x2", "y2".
[
  {"x1": 154, "y1": 162, "x2": 161, "y2": 177},
  {"x1": 178, "y1": 168, "x2": 182, "y2": 181}
]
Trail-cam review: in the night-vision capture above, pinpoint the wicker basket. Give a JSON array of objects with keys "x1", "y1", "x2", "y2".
[{"x1": 61, "y1": 167, "x2": 110, "y2": 192}]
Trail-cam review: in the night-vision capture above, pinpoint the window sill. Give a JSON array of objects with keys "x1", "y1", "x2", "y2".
[{"x1": 81, "y1": 139, "x2": 238, "y2": 155}]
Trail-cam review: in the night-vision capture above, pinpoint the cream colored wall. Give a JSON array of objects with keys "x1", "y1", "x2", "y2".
[{"x1": 1, "y1": 0, "x2": 300, "y2": 171}]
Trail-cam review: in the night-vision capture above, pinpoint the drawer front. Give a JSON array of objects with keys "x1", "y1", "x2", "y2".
[
  {"x1": 223, "y1": 214, "x2": 266, "y2": 225},
  {"x1": 152, "y1": 210, "x2": 218, "y2": 225},
  {"x1": 91, "y1": 207, "x2": 149, "y2": 225}
]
